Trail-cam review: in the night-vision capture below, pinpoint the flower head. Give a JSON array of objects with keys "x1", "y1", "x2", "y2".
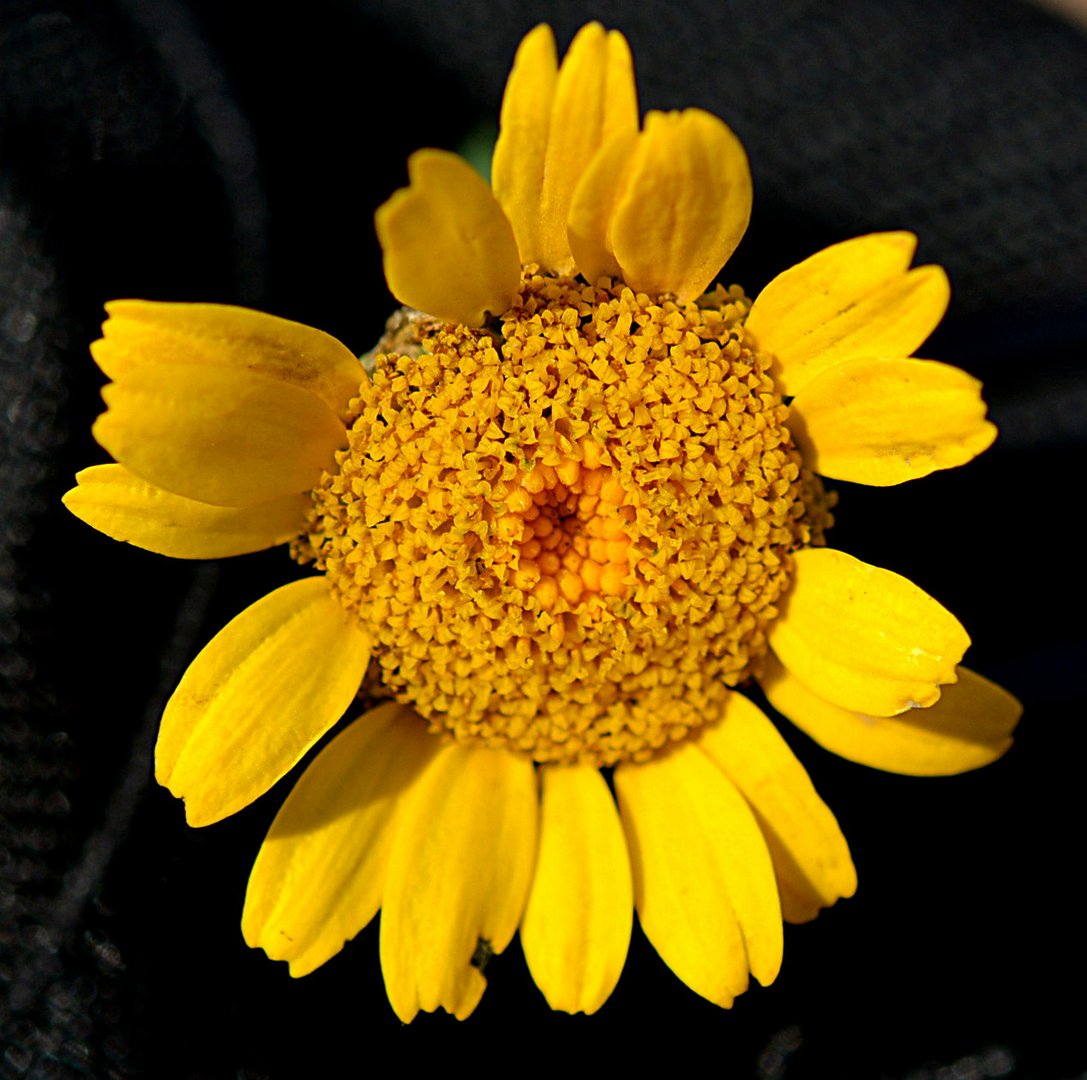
[{"x1": 64, "y1": 23, "x2": 1020, "y2": 1020}]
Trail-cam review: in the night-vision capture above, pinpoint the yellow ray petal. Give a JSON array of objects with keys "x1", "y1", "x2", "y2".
[
  {"x1": 696, "y1": 693, "x2": 856, "y2": 924},
  {"x1": 768, "y1": 548, "x2": 971, "y2": 717},
  {"x1": 520, "y1": 764, "x2": 632, "y2": 1014},
  {"x1": 491, "y1": 24, "x2": 559, "y2": 265},
  {"x1": 156, "y1": 578, "x2": 371, "y2": 826},
  {"x1": 380, "y1": 743, "x2": 537, "y2": 1022},
  {"x1": 242, "y1": 703, "x2": 439, "y2": 977},
  {"x1": 566, "y1": 131, "x2": 639, "y2": 284},
  {"x1": 92, "y1": 300, "x2": 363, "y2": 419},
  {"x1": 375, "y1": 149, "x2": 520, "y2": 327},
  {"x1": 789, "y1": 357, "x2": 996, "y2": 485},
  {"x1": 602, "y1": 30, "x2": 638, "y2": 141},
  {"x1": 762, "y1": 655, "x2": 1020, "y2": 776},
  {"x1": 94, "y1": 361, "x2": 345, "y2": 508},
  {"x1": 614, "y1": 742, "x2": 782, "y2": 1007},
  {"x1": 62, "y1": 464, "x2": 307, "y2": 558},
  {"x1": 745, "y1": 232, "x2": 951, "y2": 397},
  {"x1": 609, "y1": 110, "x2": 752, "y2": 300},
  {"x1": 534, "y1": 23, "x2": 639, "y2": 272}
]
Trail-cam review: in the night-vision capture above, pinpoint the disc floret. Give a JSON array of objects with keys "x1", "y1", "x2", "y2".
[{"x1": 297, "y1": 273, "x2": 830, "y2": 765}]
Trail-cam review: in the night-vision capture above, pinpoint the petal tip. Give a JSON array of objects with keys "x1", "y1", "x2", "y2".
[{"x1": 376, "y1": 150, "x2": 520, "y2": 326}]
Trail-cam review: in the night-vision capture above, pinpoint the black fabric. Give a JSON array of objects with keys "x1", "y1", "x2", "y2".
[{"x1": 1, "y1": 1, "x2": 1083, "y2": 1075}]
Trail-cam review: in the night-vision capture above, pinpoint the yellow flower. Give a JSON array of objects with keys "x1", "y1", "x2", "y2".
[{"x1": 63, "y1": 23, "x2": 1020, "y2": 1020}]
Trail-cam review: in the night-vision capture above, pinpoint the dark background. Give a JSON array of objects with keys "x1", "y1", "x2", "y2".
[{"x1": 2, "y1": 0, "x2": 1085, "y2": 1076}]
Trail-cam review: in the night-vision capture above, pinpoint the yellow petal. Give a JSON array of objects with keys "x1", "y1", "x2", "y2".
[
  {"x1": 156, "y1": 578, "x2": 371, "y2": 826},
  {"x1": 242, "y1": 704, "x2": 439, "y2": 977},
  {"x1": 94, "y1": 362, "x2": 345, "y2": 508},
  {"x1": 375, "y1": 149, "x2": 520, "y2": 326},
  {"x1": 768, "y1": 548, "x2": 971, "y2": 717},
  {"x1": 763, "y1": 655, "x2": 1020, "y2": 776},
  {"x1": 609, "y1": 109, "x2": 752, "y2": 300},
  {"x1": 789, "y1": 357, "x2": 996, "y2": 485},
  {"x1": 379, "y1": 743, "x2": 537, "y2": 1022},
  {"x1": 62, "y1": 464, "x2": 307, "y2": 558},
  {"x1": 520, "y1": 764, "x2": 632, "y2": 1014},
  {"x1": 491, "y1": 24, "x2": 559, "y2": 265},
  {"x1": 745, "y1": 232, "x2": 951, "y2": 397},
  {"x1": 533, "y1": 23, "x2": 639, "y2": 272},
  {"x1": 566, "y1": 131, "x2": 639, "y2": 284},
  {"x1": 92, "y1": 300, "x2": 363, "y2": 418},
  {"x1": 602, "y1": 30, "x2": 638, "y2": 142},
  {"x1": 614, "y1": 742, "x2": 782, "y2": 1007},
  {"x1": 696, "y1": 694, "x2": 856, "y2": 924}
]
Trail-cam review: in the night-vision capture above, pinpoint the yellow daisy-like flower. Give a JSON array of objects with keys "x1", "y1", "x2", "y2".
[{"x1": 64, "y1": 23, "x2": 1020, "y2": 1020}]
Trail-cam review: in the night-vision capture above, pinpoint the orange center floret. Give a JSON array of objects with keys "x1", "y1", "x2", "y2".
[
  {"x1": 296, "y1": 273, "x2": 832, "y2": 766},
  {"x1": 501, "y1": 459, "x2": 633, "y2": 610}
]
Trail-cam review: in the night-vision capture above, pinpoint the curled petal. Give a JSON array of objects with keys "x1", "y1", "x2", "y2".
[
  {"x1": 609, "y1": 109, "x2": 752, "y2": 300},
  {"x1": 789, "y1": 357, "x2": 996, "y2": 485},
  {"x1": 601, "y1": 29, "x2": 639, "y2": 142},
  {"x1": 521, "y1": 764, "x2": 632, "y2": 1014},
  {"x1": 567, "y1": 131, "x2": 640, "y2": 284},
  {"x1": 92, "y1": 300, "x2": 363, "y2": 418},
  {"x1": 491, "y1": 24, "x2": 559, "y2": 265},
  {"x1": 746, "y1": 232, "x2": 950, "y2": 397},
  {"x1": 243, "y1": 704, "x2": 438, "y2": 977},
  {"x1": 376, "y1": 150, "x2": 521, "y2": 326},
  {"x1": 521, "y1": 23, "x2": 639, "y2": 272},
  {"x1": 697, "y1": 694, "x2": 856, "y2": 924},
  {"x1": 94, "y1": 361, "x2": 345, "y2": 508},
  {"x1": 763, "y1": 655, "x2": 1020, "y2": 776},
  {"x1": 63, "y1": 464, "x2": 307, "y2": 558},
  {"x1": 768, "y1": 548, "x2": 970, "y2": 717},
  {"x1": 156, "y1": 578, "x2": 372, "y2": 826}
]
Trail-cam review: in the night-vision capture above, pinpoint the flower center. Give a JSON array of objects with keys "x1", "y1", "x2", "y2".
[
  {"x1": 296, "y1": 274, "x2": 831, "y2": 766},
  {"x1": 501, "y1": 456, "x2": 633, "y2": 612}
]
